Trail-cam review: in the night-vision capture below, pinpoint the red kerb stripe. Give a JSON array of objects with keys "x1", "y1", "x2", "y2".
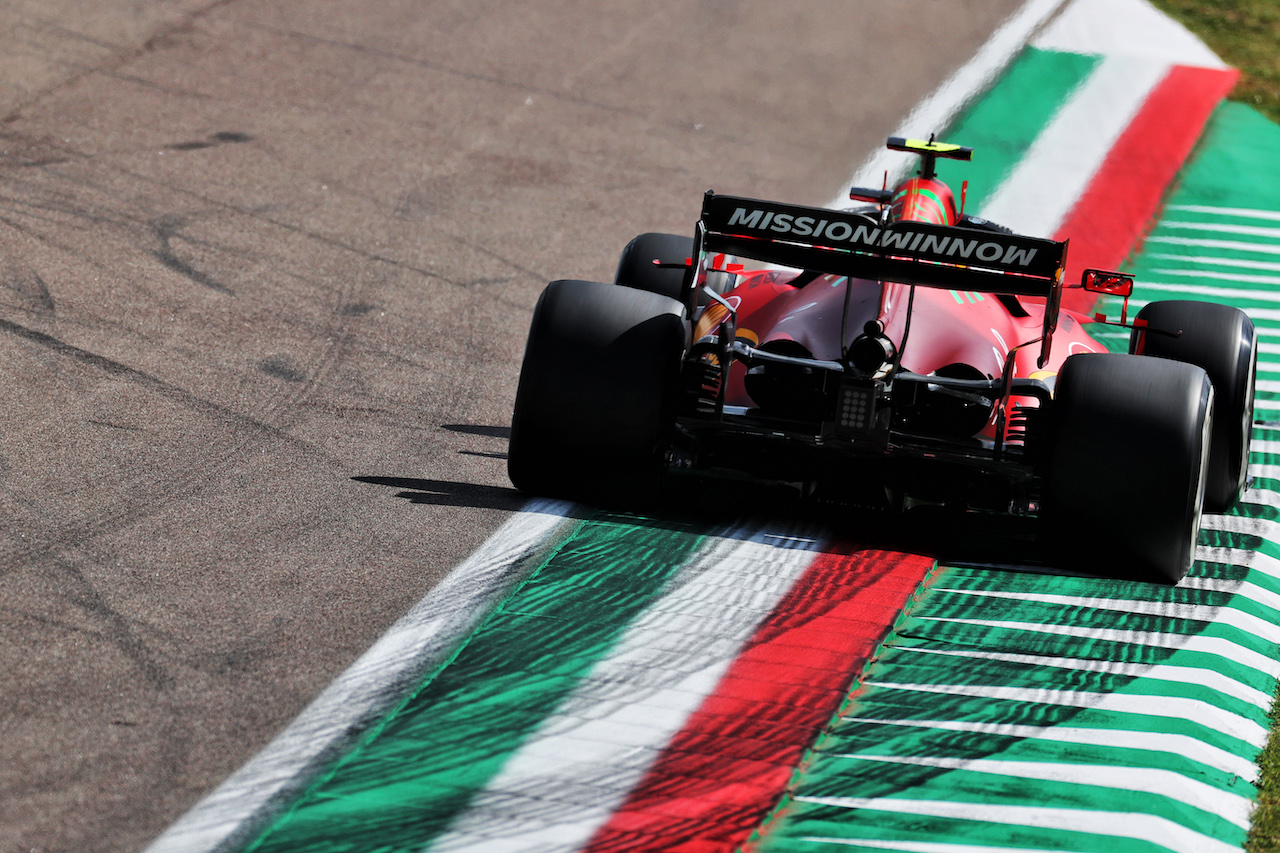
[
  {"x1": 582, "y1": 545, "x2": 933, "y2": 852},
  {"x1": 1057, "y1": 64, "x2": 1238, "y2": 313}
]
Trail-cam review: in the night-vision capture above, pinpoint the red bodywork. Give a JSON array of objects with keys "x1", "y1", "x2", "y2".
[{"x1": 694, "y1": 176, "x2": 1105, "y2": 438}]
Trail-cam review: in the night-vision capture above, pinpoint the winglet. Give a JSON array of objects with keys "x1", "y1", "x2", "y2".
[{"x1": 886, "y1": 136, "x2": 973, "y2": 179}]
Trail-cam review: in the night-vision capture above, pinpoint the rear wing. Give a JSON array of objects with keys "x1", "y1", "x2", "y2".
[{"x1": 699, "y1": 192, "x2": 1066, "y2": 297}]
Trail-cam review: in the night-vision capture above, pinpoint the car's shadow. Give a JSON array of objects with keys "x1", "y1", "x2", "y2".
[
  {"x1": 353, "y1": 476, "x2": 526, "y2": 511},
  {"x1": 649, "y1": 477, "x2": 1166, "y2": 585},
  {"x1": 360, "y1": 423, "x2": 1166, "y2": 585}
]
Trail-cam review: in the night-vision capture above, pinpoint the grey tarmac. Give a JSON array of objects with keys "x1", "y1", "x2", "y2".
[{"x1": 0, "y1": 1, "x2": 1022, "y2": 850}]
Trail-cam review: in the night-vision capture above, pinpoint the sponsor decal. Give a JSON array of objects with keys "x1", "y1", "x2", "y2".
[{"x1": 704, "y1": 195, "x2": 1061, "y2": 277}]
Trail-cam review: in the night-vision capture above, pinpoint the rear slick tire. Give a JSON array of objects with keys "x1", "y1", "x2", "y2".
[
  {"x1": 508, "y1": 279, "x2": 687, "y2": 504},
  {"x1": 1130, "y1": 300, "x2": 1256, "y2": 512},
  {"x1": 615, "y1": 233, "x2": 693, "y2": 302},
  {"x1": 1045, "y1": 353, "x2": 1213, "y2": 585},
  {"x1": 615, "y1": 232, "x2": 738, "y2": 305}
]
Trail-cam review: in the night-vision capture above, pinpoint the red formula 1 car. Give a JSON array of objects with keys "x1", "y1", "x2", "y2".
[{"x1": 509, "y1": 138, "x2": 1257, "y2": 583}]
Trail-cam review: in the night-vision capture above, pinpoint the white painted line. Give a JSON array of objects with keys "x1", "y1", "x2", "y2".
[
  {"x1": 1234, "y1": 483, "x2": 1280, "y2": 504},
  {"x1": 978, "y1": 53, "x2": 1169, "y2": 235},
  {"x1": 793, "y1": 797, "x2": 1241, "y2": 853},
  {"x1": 427, "y1": 521, "x2": 822, "y2": 851},
  {"x1": 931, "y1": 586, "x2": 1280, "y2": 646},
  {"x1": 1188, "y1": 542, "x2": 1280, "y2": 616},
  {"x1": 143, "y1": 501, "x2": 576, "y2": 853},
  {"x1": 911, "y1": 616, "x2": 1280, "y2": 683},
  {"x1": 1135, "y1": 280, "x2": 1280, "y2": 302},
  {"x1": 1150, "y1": 268, "x2": 1280, "y2": 287},
  {"x1": 1169, "y1": 203, "x2": 1280, "y2": 221},
  {"x1": 1162, "y1": 220, "x2": 1280, "y2": 239},
  {"x1": 827, "y1": 754, "x2": 1252, "y2": 829},
  {"x1": 834, "y1": 0, "x2": 1071, "y2": 207},
  {"x1": 791, "y1": 841, "x2": 1102, "y2": 853},
  {"x1": 1185, "y1": 579, "x2": 1280, "y2": 627},
  {"x1": 1165, "y1": 305, "x2": 1280, "y2": 323},
  {"x1": 839, "y1": 717, "x2": 1258, "y2": 781},
  {"x1": 1148, "y1": 253, "x2": 1280, "y2": 273},
  {"x1": 1203, "y1": 512, "x2": 1280, "y2": 540},
  {"x1": 1147, "y1": 235, "x2": 1280, "y2": 255},
  {"x1": 898, "y1": 645, "x2": 1273, "y2": 710},
  {"x1": 863, "y1": 680, "x2": 1268, "y2": 748},
  {"x1": 1248, "y1": 440, "x2": 1280, "y2": 457}
]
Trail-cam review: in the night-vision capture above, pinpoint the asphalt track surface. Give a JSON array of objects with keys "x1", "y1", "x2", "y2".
[{"x1": 0, "y1": 2, "x2": 1029, "y2": 851}]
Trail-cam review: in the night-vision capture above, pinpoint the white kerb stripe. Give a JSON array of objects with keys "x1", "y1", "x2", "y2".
[
  {"x1": 1150, "y1": 268, "x2": 1280, "y2": 287},
  {"x1": 792, "y1": 841, "x2": 1092, "y2": 853},
  {"x1": 1147, "y1": 253, "x2": 1280, "y2": 273},
  {"x1": 1179, "y1": 578, "x2": 1280, "y2": 624},
  {"x1": 978, "y1": 54, "x2": 1168, "y2": 235},
  {"x1": 912, "y1": 616, "x2": 1280, "y2": 682},
  {"x1": 1203, "y1": 511, "x2": 1280, "y2": 539},
  {"x1": 1141, "y1": 279, "x2": 1280, "y2": 302},
  {"x1": 898, "y1": 645, "x2": 1272, "y2": 710},
  {"x1": 1147, "y1": 235, "x2": 1280, "y2": 255},
  {"x1": 836, "y1": 0, "x2": 1070, "y2": 206},
  {"x1": 827, "y1": 754, "x2": 1252, "y2": 829},
  {"x1": 1168, "y1": 204, "x2": 1280, "y2": 221},
  {"x1": 1161, "y1": 220, "x2": 1280, "y2": 239},
  {"x1": 1138, "y1": 280, "x2": 1280, "y2": 302},
  {"x1": 863, "y1": 680, "x2": 1267, "y2": 748},
  {"x1": 428, "y1": 522, "x2": 822, "y2": 852},
  {"x1": 840, "y1": 717, "x2": 1258, "y2": 781},
  {"x1": 1248, "y1": 440, "x2": 1280, "y2": 457},
  {"x1": 792, "y1": 797, "x2": 1241, "y2": 853},
  {"x1": 931, "y1": 586, "x2": 1280, "y2": 646}
]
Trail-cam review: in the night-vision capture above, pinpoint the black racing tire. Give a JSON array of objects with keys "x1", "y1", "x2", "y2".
[
  {"x1": 615, "y1": 232, "x2": 739, "y2": 305},
  {"x1": 1045, "y1": 353, "x2": 1213, "y2": 584},
  {"x1": 1130, "y1": 300, "x2": 1256, "y2": 512},
  {"x1": 615, "y1": 233, "x2": 694, "y2": 302},
  {"x1": 508, "y1": 279, "x2": 688, "y2": 503}
]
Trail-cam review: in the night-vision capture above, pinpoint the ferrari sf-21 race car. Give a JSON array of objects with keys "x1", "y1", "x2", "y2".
[{"x1": 508, "y1": 138, "x2": 1257, "y2": 584}]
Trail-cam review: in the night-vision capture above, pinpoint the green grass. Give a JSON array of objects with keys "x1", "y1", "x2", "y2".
[
  {"x1": 1126, "y1": 4, "x2": 1280, "y2": 850},
  {"x1": 1148, "y1": 0, "x2": 1280, "y2": 124},
  {"x1": 1251, "y1": 694, "x2": 1280, "y2": 852}
]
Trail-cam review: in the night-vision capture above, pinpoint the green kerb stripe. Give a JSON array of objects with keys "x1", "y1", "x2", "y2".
[
  {"x1": 783, "y1": 801, "x2": 1237, "y2": 853},
  {"x1": 932, "y1": 48, "x2": 1099, "y2": 216},
  {"x1": 245, "y1": 513, "x2": 707, "y2": 853},
  {"x1": 795, "y1": 763, "x2": 1238, "y2": 837},
  {"x1": 819, "y1": 718, "x2": 1254, "y2": 793}
]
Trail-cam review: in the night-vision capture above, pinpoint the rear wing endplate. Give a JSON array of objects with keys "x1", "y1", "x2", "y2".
[{"x1": 699, "y1": 193, "x2": 1065, "y2": 297}]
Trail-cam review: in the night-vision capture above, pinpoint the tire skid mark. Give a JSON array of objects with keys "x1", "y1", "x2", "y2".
[
  {"x1": 0, "y1": 143, "x2": 373, "y2": 433},
  {"x1": 0, "y1": 0, "x2": 239, "y2": 123},
  {"x1": 248, "y1": 24, "x2": 646, "y2": 119},
  {"x1": 152, "y1": 213, "x2": 235, "y2": 295},
  {"x1": 0, "y1": 316, "x2": 319, "y2": 451}
]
